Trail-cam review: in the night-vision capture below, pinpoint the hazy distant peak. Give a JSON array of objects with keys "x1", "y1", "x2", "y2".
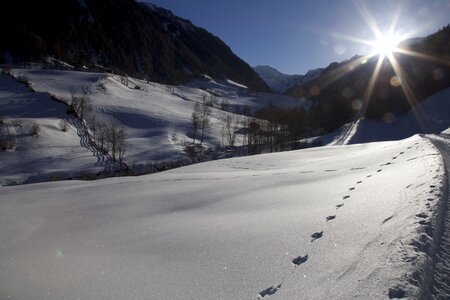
[{"x1": 253, "y1": 65, "x2": 323, "y2": 93}]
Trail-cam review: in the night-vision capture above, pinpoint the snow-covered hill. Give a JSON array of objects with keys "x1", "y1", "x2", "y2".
[
  {"x1": 0, "y1": 134, "x2": 445, "y2": 299},
  {"x1": 253, "y1": 65, "x2": 322, "y2": 93},
  {"x1": 0, "y1": 68, "x2": 297, "y2": 185},
  {"x1": 302, "y1": 86, "x2": 450, "y2": 147}
]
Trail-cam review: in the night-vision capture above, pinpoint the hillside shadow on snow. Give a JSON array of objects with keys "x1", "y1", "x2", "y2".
[
  {"x1": 105, "y1": 110, "x2": 168, "y2": 129},
  {"x1": 348, "y1": 89, "x2": 450, "y2": 144},
  {"x1": 0, "y1": 75, "x2": 67, "y2": 118}
]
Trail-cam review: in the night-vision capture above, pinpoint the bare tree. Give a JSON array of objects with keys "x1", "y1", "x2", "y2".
[
  {"x1": 106, "y1": 121, "x2": 127, "y2": 163},
  {"x1": 107, "y1": 121, "x2": 119, "y2": 161},
  {"x1": 71, "y1": 94, "x2": 92, "y2": 120},
  {"x1": 96, "y1": 121, "x2": 108, "y2": 151},
  {"x1": 202, "y1": 93, "x2": 218, "y2": 107},
  {"x1": 191, "y1": 103, "x2": 200, "y2": 144},
  {"x1": 220, "y1": 112, "x2": 240, "y2": 147},
  {"x1": 199, "y1": 103, "x2": 210, "y2": 145},
  {"x1": 117, "y1": 126, "x2": 127, "y2": 165}
]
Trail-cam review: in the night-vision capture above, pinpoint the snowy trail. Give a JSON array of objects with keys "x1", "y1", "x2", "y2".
[
  {"x1": 68, "y1": 117, "x2": 118, "y2": 172},
  {"x1": 427, "y1": 134, "x2": 450, "y2": 299}
]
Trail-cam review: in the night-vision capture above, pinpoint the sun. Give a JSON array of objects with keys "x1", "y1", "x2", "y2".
[{"x1": 370, "y1": 34, "x2": 401, "y2": 57}]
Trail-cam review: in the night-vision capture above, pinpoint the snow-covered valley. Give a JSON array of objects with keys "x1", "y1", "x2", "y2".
[{"x1": 1, "y1": 68, "x2": 450, "y2": 299}]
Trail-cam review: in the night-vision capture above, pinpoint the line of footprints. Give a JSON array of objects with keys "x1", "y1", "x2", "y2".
[{"x1": 257, "y1": 143, "x2": 419, "y2": 299}]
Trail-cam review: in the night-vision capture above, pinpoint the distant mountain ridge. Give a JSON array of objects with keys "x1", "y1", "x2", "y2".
[
  {"x1": 0, "y1": 0, "x2": 270, "y2": 92},
  {"x1": 253, "y1": 65, "x2": 322, "y2": 93}
]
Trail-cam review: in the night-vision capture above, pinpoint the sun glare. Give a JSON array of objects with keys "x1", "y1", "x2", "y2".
[{"x1": 371, "y1": 34, "x2": 401, "y2": 57}]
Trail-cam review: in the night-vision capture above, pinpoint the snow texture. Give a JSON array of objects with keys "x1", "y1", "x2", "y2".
[{"x1": 0, "y1": 134, "x2": 445, "y2": 299}]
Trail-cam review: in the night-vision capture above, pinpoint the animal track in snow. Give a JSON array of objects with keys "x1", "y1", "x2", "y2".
[
  {"x1": 356, "y1": 181, "x2": 362, "y2": 184},
  {"x1": 349, "y1": 187, "x2": 355, "y2": 191},
  {"x1": 416, "y1": 213, "x2": 428, "y2": 219},
  {"x1": 311, "y1": 231, "x2": 323, "y2": 242},
  {"x1": 388, "y1": 286, "x2": 405, "y2": 298},
  {"x1": 343, "y1": 195, "x2": 350, "y2": 200},
  {"x1": 336, "y1": 203, "x2": 344, "y2": 209},
  {"x1": 377, "y1": 169, "x2": 382, "y2": 172},
  {"x1": 257, "y1": 284, "x2": 282, "y2": 298},
  {"x1": 382, "y1": 215, "x2": 394, "y2": 224},
  {"x1": 366, "y1": 175, "x2": 372, "y2": 178},
  {"x1": 326, "y1": 215, "x2": 336, "y2": 221},
  {"x1": 292, "y1": 254, "x2": 308, "y2": 266}
]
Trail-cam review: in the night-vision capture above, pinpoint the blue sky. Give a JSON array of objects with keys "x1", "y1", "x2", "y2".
[{"x1": 145, "y1": 0, "x2": 450, "y2": 75}]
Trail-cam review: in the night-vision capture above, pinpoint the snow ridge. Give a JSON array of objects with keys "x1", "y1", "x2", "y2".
[{"x1": 426, "y1": 134, "x2": 450, "y2": 299}]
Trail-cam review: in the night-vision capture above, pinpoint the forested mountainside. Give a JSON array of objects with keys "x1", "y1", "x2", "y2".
[{"x1": 0, "y1": 0, "x2": 270, "y2": 92}]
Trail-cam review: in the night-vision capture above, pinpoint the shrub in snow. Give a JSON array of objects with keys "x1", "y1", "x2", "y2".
[
  {"x1": 29, "y1": 123, "x2": 40, "y2": 136},
  {"x1": 59, "y1": 119, "x2": 68, "y2": 132},
  {"x1": 1, "y1": 67, "x2": 11, "y2": 75},
  {"x1": 0, "y1": 136, "x2": 16, "y2": 150}
]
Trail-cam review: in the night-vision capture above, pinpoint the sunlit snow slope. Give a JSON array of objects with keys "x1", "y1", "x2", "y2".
[
  {"x1": 0, "y1": 135, "x2": 445, "y2": 299},
  {"x1": 1, "y1": 69, "x2": 297, "y2": 184}
]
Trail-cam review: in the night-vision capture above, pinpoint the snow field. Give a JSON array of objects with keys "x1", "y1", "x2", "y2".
[{"x1": 0, "y1": 135, "x2": 445, "y2": 299}]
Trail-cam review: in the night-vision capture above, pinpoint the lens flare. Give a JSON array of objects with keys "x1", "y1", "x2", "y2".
[{"x1": 370, "y1": 34, "x2": 401, "y2": 58}]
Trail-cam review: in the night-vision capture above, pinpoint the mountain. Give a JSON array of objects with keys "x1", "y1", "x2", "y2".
[
  {"x1": 283, "y1": 25, "x2": 450, "y2": 132},
  {"x1": 0, "y1": 0, "x2": 270, "y2": 92},
  {"x1": 253, "y1": 65, "x2": 322, "y2": 93}
]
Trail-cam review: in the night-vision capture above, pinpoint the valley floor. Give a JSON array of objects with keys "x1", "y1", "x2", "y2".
[{"x1": 0, "y1": 134, "x2": 447, "y2": 299}]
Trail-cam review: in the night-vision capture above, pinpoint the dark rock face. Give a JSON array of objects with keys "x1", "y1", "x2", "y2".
[{"x1": 0, "y1": 0, "x2": 270, "y2": 92}]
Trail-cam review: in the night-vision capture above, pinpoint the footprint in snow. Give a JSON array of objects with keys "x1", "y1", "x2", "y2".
[
  {"x1": 356, "y1": 181, "x2": 362, "y2": 184},
  {"x1": 349, "y1": 187, "x2": 355, "y2": 191},
  {"x1": 416, "y1": 213, "x2": 428, "y2": 219},
  {"x1": 343, "y1": 195, "x2": 350, "y2": 200},
  {"x1": 336, "y1": 203, "x2": 344, "y2": 209},
  {"x1": 326, "y1": 215, "x2": 336, "y2": 221},
  {"x1": 292, "y1": 254, "x2": 308, "y2": 266},
  {"x1": 257, "y1": 284, "x2": 282, "y2": 298},
  {"x1": 367, "y1": 175, "x2": 372, "y2": 178},
  {"x1": 311, "y1": 231, "x2": 323, "y2": 242},
  {"x1": 377, "y1": 169, "x2": 382, "y2": 172}
]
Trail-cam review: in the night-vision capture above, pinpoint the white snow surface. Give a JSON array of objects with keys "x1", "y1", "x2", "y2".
[{"x1": 0, "y1": 134, "x2": 445, "y2": 299}]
